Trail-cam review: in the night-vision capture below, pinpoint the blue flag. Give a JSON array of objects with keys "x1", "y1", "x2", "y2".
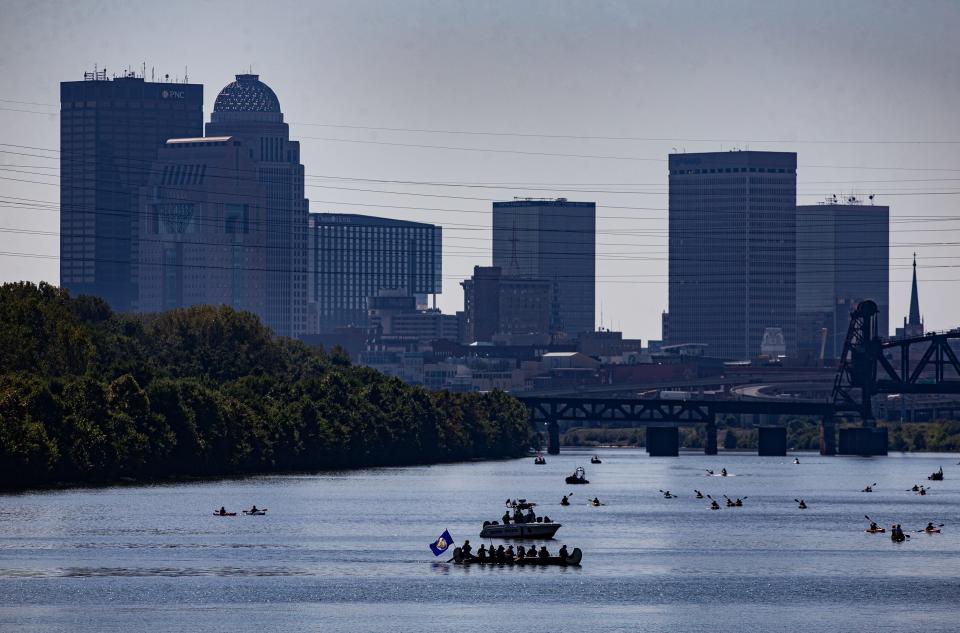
[{"x1": 429, "y1": 529, "x2": 454, "y2": 556}]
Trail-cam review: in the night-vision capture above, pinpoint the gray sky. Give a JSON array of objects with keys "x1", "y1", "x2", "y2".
[{"x1": 1, "y1": 0, "x2": 959, "y2": 340}]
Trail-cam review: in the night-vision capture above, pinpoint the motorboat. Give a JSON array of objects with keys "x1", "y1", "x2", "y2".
[
  {"x1": 452, "y1": 546, "x2": 581, "y2": 566},
  {"x1": 565, "y1": 466, "x2": 589, "y2": 485},
  {"x1": 928, "y1": 467, "x2": 944, "y2": 481},
  {"x1": 480, "y1": 499, "x2": 561, "y2": 539}
]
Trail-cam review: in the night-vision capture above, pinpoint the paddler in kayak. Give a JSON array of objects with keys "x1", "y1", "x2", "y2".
[
  {"x1": 793, "y1": 458, "x2": 800, "y2": 464},
  {"x1": 218, "y1": 506, "x2": 228, "y2": 516},
  {"x1": 924, "y1": 522, "x2": 939, "y2": 533},
  {"x1": 559, "y1": 544, "x2": 569, "y2": 559},
  {"x1": 461, "y1": 540, "x2": 473, "y2": 559},
  {"x1": 591, "y1": 497, "x2": 602, "y2": 506},
  {"x1": 869, "y1": 521, "x2": 881, "y2": 532},
  {"x1": 477, "y1": 544, "x2": 487, "y2": 563},
  {"x1": 891, "y1": 524, "x2": 906, "y2": 542},
  {"x1": 710, "y1": 499, "x2": 721, "y2": 510},
  {"x1": 797, "y1": 499, "x2": 807, "y2": 509},
  {"x1": 721, "y1": 468, "x2": 728, "y2": 477},
  {"x1": 694, "y1": 490, "x2": 704, "y2": 499},
  {"x1": 561, "y1": 495, "x2": 570, "y2": 506},
  {"x1": 911, "y1": 484, "x2": 920, "y2": 492}
]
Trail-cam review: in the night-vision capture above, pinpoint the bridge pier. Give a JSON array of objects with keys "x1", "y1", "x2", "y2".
[
  {"x1": 704, "y1": 418, "x2": 718, "y2": 455},
  {"x1": 838, "y1": 426, "x2": 888, "y2": 456},
  {"x1": 646, "y1": 426, "x2": 679, "y2": 457},
  {"x1": 820, "y1": 416, "x2": 836, "y2": 456},
  {"x1": 547, "y1": 421, "x2": 560, "y2": 455},
  {"x1": 757, "y1": 426, "x2": 787, "y2": 456}
]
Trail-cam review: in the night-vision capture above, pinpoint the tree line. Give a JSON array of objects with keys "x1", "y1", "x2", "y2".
[{"x1": 0, "y1": 282, "x2": 531, "y2": 490}]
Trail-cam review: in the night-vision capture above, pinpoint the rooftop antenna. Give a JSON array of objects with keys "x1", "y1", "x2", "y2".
[{"x1": 184, "y1": 66, "x2": 188, "y2": 83}]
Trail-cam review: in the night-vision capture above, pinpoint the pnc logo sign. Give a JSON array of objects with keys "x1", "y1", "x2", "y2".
[{"x1": 161, "y1": 90, "x2": 185, "y2": 99}]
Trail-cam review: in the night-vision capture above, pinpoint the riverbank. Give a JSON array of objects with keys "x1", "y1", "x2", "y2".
[
  {"x1": 563, "y1": 420, "x2": 960, "y2": 452},
  {"x1": 0, "y1": 283, "x2": 532, "y2": 491}
]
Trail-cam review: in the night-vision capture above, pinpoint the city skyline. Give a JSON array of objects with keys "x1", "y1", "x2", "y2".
[{"x1": 2, "y1": 1, "x2": 959, "y2": 340}]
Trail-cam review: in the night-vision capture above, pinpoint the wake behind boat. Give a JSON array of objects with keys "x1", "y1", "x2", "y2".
[{"x1": 480, "y1": 499, "x2": 561, "y2": 539}]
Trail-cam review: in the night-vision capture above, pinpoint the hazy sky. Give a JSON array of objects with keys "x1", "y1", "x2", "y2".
[{"x1": 1, "y1": 0, "x2": 958, "y2": 340}]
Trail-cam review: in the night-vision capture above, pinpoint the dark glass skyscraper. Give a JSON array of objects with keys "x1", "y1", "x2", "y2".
[
  {"x1": 492, "y1": 199, "x2": 596, "y2": 337},
  {"x1": 796, "y1": 200, "x2": 889, "y2": 361},
  {"x1": 307, "y1": 213, "x2": 442, "y2": 333},
  {"x1": 136, "y1": 136, "x2": 269, "y2": 320},
  {"x1": 668, "y1": 151, "x2": 797, "y2": 359},
  {"x1": 205, "y1": 74, "x2": 308, "y2": 337},
  {"x1": 59, "y1": 71, "x2": 203, "y2": 311}
]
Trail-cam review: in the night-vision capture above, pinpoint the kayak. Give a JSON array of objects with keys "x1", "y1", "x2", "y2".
[
  {"x1": 865, "y1": 528, "x2": 886, "y2": 533},
  {"x1": 243, "y1": 510, "x2": 267, "y2": 516},
  {"x1": 452, "y1": 546, "x2": 582, "y2": 567},
  {"x1": 213, "y1": 512, "x2": 237, "y2": 516},
  {"x1": 924, "y1": 529, "x2": 941, "y2": 534}
]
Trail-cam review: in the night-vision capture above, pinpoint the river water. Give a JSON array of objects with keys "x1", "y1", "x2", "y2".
[{"x1": 1, "y1": 449, "x2": 958, "y2": 632}]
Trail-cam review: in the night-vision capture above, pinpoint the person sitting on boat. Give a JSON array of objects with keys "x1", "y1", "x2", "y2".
[
  {"x1": 525, "y1": 507, "x2": 536, "y2": 523},
  {"x1": 559, "y1": 545, "x2": 569, "y2": 559},
  {"x1": 919, "y1": 487, "x2": 928, "y2": 496},
  {"x1": 911, "y1": 484, "x2": 920, "y2": 492},
  {"x1": 462, "y1": 540, "x2": 473, "y2": 558},
  {"x1": 721, "y1": 468, "x2": 728, "y2": 477},
  {"x1": 250, "y1": 505, "x2": 259, "y2": 513},
  {"x1": 502, "y1": 510, "x2": 511, "y2": 524},
  {"x1": 477, "y1": 544, "x2": 487, "y2": 563},
  {"x1": 543, "y1": 516, "x2": 551, "y2": 523},
  {"x1": 797, "y1": 499, "x2": 807, "y2": 509},
  {"x1": 513, "y1": 508, "x2": 523, "y2": 523},
  {"x1": 528, "y1": 547, "x2": 538, "y2": 558},
  {"x1": 735, "y1": 498, "x2": 743, "y2": 507},
  {"x1": 793, "y1": 458, "x2": 800, "y2": 464},
  {"x1": 895, "y1": 524, "x2": 905, "y2": 540},
  {"x1": 926, "y1": 522, "x2": 937, "y2": 532},
  {"x1": 561, "y1": 495, "x2": 570, "y2": 506},
  {"x1": 218, "y1": 506, "x2": 227, "y2": 516},
  {"x1": 505, "y1": 545, "x2": 515, "y2": 562},
  {"x1": 538, "y1": 546, "x2": 550, "y2": 559},
  {"x1": 517, "y1": 545, "x2": 526, "y2": 559},
  {"x1": 710, "y1": 500, "x2": 720, "y2": 510},
  {"x1": 869, "y1": 521, "x2": 880, "y2": 532},
  {"x1": 592, "y1": 497, "x2": 601, "y2": 506},
  {"x1": 496, "y1": 545, "x2": 506, "y2": 563},
  {"x1": 694, "y1": 490, "x2": 704, "y2": 499}
]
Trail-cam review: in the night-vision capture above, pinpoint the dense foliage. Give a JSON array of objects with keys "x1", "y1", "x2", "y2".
[{"x1": 0, "y1": 283, "x2": 531, "y2": 490}]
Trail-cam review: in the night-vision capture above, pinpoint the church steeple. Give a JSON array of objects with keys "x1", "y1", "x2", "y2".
[{"x1": 908, "y1": 253, "x2": 922, "y2": 327}]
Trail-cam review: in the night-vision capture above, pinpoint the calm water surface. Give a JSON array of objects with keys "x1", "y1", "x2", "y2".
[{"x1": 2, "y1": 450, "x2": 959, "y2": 632}]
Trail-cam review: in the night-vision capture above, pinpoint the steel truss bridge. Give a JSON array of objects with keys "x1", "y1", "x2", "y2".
[{"x1": 519, "y1": 301, "x2": 960, "y2": 456}]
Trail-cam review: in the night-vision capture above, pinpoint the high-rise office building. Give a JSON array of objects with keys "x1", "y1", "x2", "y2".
[
  {"x1": 668, "y1": 151, "x2": 797, "y2": 359},
  {"x1": 492, "y1": 199, "x2": 595, "y2": 336},
  {"x1": 460, "y1": 266, "x2": 554, "y2": 344},
  {"x1": 136, "y1": 136, "x2": 268, "y2": 319},
  {"x1": 307, "y1": 213, "x2": 442, "y2": 333},
  {"x1": 797, "y1": 199, "x2": 889, "y2": 361},
  {"x1": 205, "y1": 74, "x2": 307, "y2": 337},
  {"x1": 60, "y1": 70, "x2": 203, "y2": 311}
]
